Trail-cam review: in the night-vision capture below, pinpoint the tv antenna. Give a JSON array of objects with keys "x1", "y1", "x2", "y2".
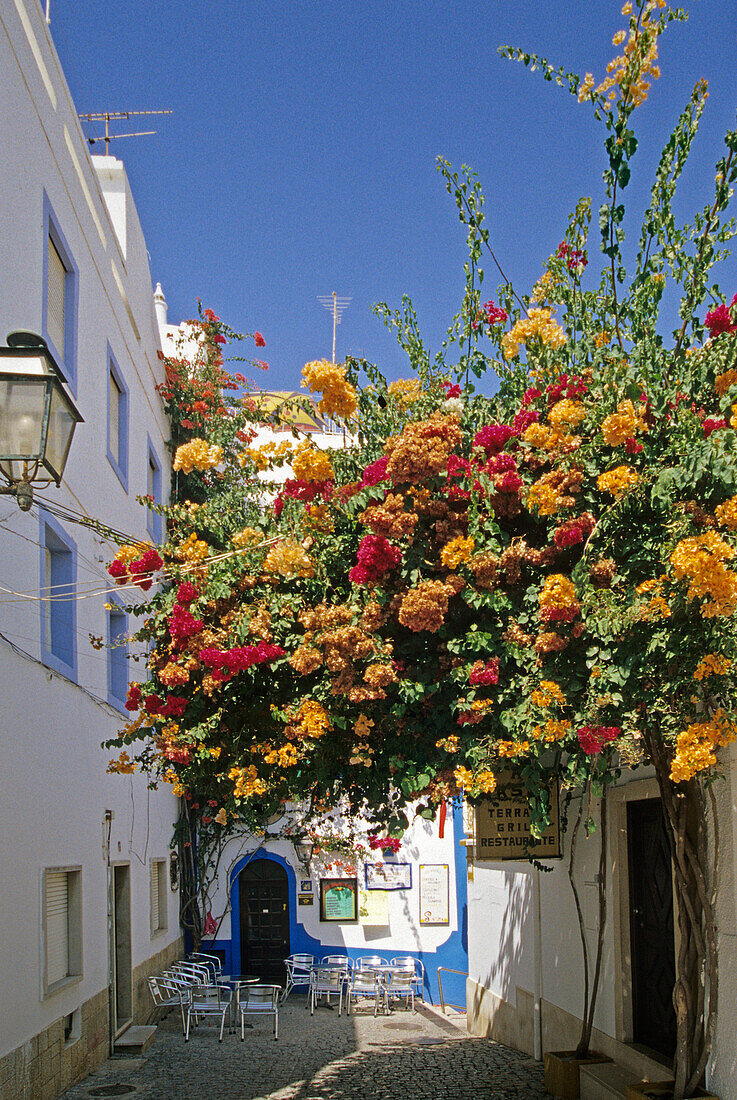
[
  {"x1": 317, "y1": 291, "x2": 351, "y2": 363},
  {"x1": 78, "y1": 110, "x2": 172, "y2": 155}
]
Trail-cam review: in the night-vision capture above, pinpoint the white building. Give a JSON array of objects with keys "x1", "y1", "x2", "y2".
[
  {"x1": 0, "y1": 5, "x2": 180, "y2": 1098},
  {"x1": 465, "y1": 764, "x2": 737, "y2": 1098}
]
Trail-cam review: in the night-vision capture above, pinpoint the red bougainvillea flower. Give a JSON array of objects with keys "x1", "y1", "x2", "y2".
[
  {"x1": 177, "y1": 581, "x2": 199, "y2": 605},
  {"x1": 125, "y1": 683, "x2": 142, "y2": 711},
  {"x1": 254, "y1": 332, "x2": 266, "y2": 347},
  {"x1": 108, "y1": 559, "x2": 128, "y2": 585},
  {"x1": 522, "y1": 386, "x2": 542, "y2": 406},
  {"x1": 704, "y1": 295, "x2": 737, "y2": 337},
  {"x1": 349, "y1": 534, "x2": 402, "y2": 585},
  {"x1": 213, "y1": 334, "x2": 226, "y2": 345},
  {"x1": 474, "y1": 424, "x2": 516, "y2": 454},
  {"x1": 442, "y1": 381, "x2": 463, "y2": 398},
  {"x1": 469, "y1": 658, "x2": 500, "y2": 686},
  {"x1": 361, "y1": 455, "x2": 391, "y2": 487},
  {"x1": 577, "y1": 725, "x2": 620, "y2": 754},
  {"x1": 703, "y1": 417, "x2": 726, "y2": 438},
  {"x1": 168, "y1": 603, "x2": 204, "y2": 645}
]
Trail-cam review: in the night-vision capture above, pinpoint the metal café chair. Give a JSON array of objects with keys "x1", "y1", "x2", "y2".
[
  {"x1": 170, "y1": 961, "x2": 212, "y2": 984},
  {"x1": 356, "y1": 955, "x2": 386, "y2": 969},
  {"x1": 238, "y1": 984, "x2": 280, "y2": 1039},
  {"x1": 184, "y1": 982, "x2": 232, "y2": 1042},
  {"x1": 309, "y1": 966, "x2": 345, "y2": 1015},
  {"x1": 283, "y1": 953, "x2": 314, "y2": 1001},
  {"x1": 345, "y1": 968, "x2": 387, "y2": 1016},
  {"x1": 391, "y1": 955, "x2": 426, "y2": 1002},
  {"x1": 385, "y1": 967, "x2": 416, "y2": 1012},
  {"x1": 189, "y1": 952, "x2": 224, "y2": 980},
  {"x1": 146, "y1": 975, "x2": 185, "y2": 1029}
]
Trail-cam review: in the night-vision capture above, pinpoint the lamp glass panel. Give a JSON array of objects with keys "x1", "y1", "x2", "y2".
[
  {"x1": 0, "y1": 377, "x2": 46, "y2": 459},
  {"x1": 44, "y1": 383, "x2": 79, "y2": 481}
]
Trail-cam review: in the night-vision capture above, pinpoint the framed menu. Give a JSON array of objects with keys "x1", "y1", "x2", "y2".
[
  {"x1": 319, "y1": 877, "x2": 358, "y2": 922},
  {"x1": 419, "y1": 864, "x2": 449, "y2": 925}
]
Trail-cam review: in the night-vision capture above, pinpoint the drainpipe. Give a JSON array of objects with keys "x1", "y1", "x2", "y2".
[
  {"x1": 533, "y1": 866, "x2": 544, "y2": 1061},
  {"x1": 103, "y1": 810, "x2": 115, "y2": 1056}
]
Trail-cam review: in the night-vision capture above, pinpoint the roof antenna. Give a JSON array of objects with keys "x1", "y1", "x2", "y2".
[
  {"x1": 78, "y1": 110, "x2": 173, "y2": 155},
  {"x1": 317, "y1": 291, "x2": 351, "y2": 363}
]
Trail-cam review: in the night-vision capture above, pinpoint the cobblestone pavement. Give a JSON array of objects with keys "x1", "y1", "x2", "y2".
[{"x1": 61, "y1": 997, "x2": 546, "y2": 1100}]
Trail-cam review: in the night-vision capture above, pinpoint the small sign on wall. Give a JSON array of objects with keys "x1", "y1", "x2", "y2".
[
  {"x1": 300, "y1": 879, "x2": 313, "y2": 892},
  {"x1": 474, "y1": 772, "x2": 562, "y2": 860},
  {"x1": 365, "y1": 862, "x2": 412, "y2": 890},
  {"x1": 298, "y1": 893, "x2": 314, "y2": 906},
  {"x1": 358, "y1": 888, "x2": 389, "y2": 926},
  {"x1": 419, "y1": 864, "x2": 449, "y2": 925}
]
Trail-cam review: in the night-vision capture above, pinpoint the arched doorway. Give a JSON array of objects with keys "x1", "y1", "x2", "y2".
[{"x1": 239, "y1": 859, "x2": 290, "y2": 982}]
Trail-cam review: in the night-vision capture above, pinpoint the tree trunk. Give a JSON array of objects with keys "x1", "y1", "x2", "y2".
[{"x1": 643, "y1": 729, "x2": 718, "y2": 1100}]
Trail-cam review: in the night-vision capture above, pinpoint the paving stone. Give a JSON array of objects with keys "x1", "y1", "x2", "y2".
[{"x1": 60, "y1": 996, "x2": 546, "y2": 1100}]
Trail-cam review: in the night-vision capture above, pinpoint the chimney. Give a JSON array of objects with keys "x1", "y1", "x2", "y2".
[{"x1": 154, "y1": 282, "x2": 168, "y2": 331}]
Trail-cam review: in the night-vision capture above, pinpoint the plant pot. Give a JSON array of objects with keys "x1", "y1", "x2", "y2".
[
  {"x1": 544, "y1": 1050, "x2": 612, "y2": 1099},
  {"x1": 626, "y1": 1083, "x2": 719, "y2": 1100}
]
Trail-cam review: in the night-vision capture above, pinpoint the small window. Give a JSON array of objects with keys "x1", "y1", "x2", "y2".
[
  {"x1": 44, "y1": 867, "x2": 82, "y2": 994},
  {"x1": 146, "y1": 440, "x2": 163, "y2": 543},
  {"x1": 107, "y1": 349, "x2": 129, "y2": 489},
  {"x1": 43, "y1": 195, "x2": 78, "y2": 390},
  {"x1": 150, "y1": 859, "x2": 168, "y2": 934},
  {"x1": 107, "y1": 602, "x2": 128, "y2": 709},
  {"x1": 40, "y1": 515, "x2": 76, "y2": 677}
]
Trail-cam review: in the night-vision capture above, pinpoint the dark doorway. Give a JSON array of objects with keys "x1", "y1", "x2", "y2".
[
  {"x1": 239, "y1": 859, "x2": 290, "y2": 982},
  {"x1": 627, "y1": 798, "x2": 676, "y2": 1059},
  {"x1": 112, "y1": 864, "x2": 132, "y2": 1035}
]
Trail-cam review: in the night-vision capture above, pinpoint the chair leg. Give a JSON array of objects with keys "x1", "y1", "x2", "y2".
[
  {"x1": 274, "y1": 1008, "x2": 279, "y2": 1040},
  {"x1": 185, "y1": 1010, "x2": 191, "y2": 1042}
]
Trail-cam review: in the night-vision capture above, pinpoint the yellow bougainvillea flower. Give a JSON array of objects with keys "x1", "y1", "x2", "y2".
[
  {"x1": 292, "y1": 441, "x2": 334, "y2": 483},
  {"x1": 302, "y1": 359, "x2": 357, "y2": 420},
  {"x1": 173, "y1": 438, "x2": 223, "y2": 473},
  {"x1": 597, "y1": 465, "x2": 639, "y2": 499},
  {"x1": 264, "y1": 539, "x2": 315, "y2": 578}
]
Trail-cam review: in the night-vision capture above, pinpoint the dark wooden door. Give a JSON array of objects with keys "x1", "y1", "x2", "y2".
[
  {"x1": 239, "y1": 859, "x2": 290, "y2": 982},
  {"x1": 627, "y1": 798, "x2": 676, "y2": 1058}
]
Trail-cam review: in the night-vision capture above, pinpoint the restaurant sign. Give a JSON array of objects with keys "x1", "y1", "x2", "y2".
[{"x1": 474, "y1": 773, "x2": 562, "y2": 860}]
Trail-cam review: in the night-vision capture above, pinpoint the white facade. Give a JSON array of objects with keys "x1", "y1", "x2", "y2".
[
  {"x1": 466, "y1": 760, "x2": 737, "y2": 1098},
  {"x1": 0, "y1": 4, "x2": 180, "y2": 1097}
]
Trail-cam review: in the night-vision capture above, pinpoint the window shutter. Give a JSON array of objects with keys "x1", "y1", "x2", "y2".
[
  {"x1": 150, "y1": 862, "x2": 160, "y2": 931},
  {"x1": 47, "y1": 236, "x2": 67, "y2": 356},
  {"x1": 46, "y1": 871, "x2": 69, "y2": 985}
]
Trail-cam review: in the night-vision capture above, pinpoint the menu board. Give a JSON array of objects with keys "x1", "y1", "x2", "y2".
[
  {"x1": 365, "y1": 862, "x2": 412, "y2": 890},
  {"x1": 319, "y1": 877, "x2": 358, "y2": 922},
  {"x1": 419, "y1": 864, "x2": 449, "y2": 925}
]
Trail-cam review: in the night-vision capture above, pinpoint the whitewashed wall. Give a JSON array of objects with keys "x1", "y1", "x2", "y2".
[{"x1": 0, "y1": 0, "x2": 179, "y2": 1073}]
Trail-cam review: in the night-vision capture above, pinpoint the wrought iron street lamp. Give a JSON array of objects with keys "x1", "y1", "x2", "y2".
[
  {"x1": 292, "y1": 835, "x2": 314, "y2": 872},
  {"x1": 0, "y1": 331, "x2": 83, "y2": 510}
]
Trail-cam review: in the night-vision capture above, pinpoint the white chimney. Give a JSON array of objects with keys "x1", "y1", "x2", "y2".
[{"x1": 154, "y1": 282, "x2": 168, "y2": 331}]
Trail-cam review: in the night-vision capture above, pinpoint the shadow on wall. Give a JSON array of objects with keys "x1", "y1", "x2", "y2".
[{"x1": 477, "y1": 868, "x2": 532, "y2": 1005}]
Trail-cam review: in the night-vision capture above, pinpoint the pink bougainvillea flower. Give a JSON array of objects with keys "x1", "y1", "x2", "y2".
[
  {"x1": 254, "y1": 332, "x2": 266, "y2": 347},
  {"x1": 704, "y1": 302, "x2": 737, "y2": 338}
]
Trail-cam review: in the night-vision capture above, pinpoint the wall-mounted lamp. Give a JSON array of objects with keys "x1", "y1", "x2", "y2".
[
  {"x1": 292, "y1": 836, "x2": 314, "y2": 872},
  {"x1": 0, "y1": 331, "x2": 83, "y2": 510}
]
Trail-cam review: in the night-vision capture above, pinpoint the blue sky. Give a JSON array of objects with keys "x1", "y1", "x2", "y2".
[{"x1": 52, "y1": 2, "x2": 737, "y2": 393}]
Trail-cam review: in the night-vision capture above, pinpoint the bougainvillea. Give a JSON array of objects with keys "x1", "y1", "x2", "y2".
[{"x1": 105, "y1": 11, "x2": 737, "y2": 1095}]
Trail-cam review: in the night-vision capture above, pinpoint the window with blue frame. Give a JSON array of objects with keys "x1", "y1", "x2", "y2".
[
  {"x1": 146, "y1": 440, "x2": 163, "y2": 543},
  {"x1": 107, "y1": 601, "x2": 128, "y2": 709},
  {"x1": 107, "y1": 348, "x2": 129, "y2": 489},
  {"x1": 40, "y1": 515, "x2": 76, "y2": 678},
  {"x1": 43, "y1": 195, "x2": 78, "y2": 392}
]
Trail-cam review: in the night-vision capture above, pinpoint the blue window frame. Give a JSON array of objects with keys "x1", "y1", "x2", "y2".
[
  {"x1": 146, "y1": 438, "x2": 163, "y2": 544},
  {"x1": 107, "y1": 346, "x2": 129, "y2": 490},
  {"x1": 42, "y1": 193, "x2": 78, "y2": 393},
  {"x1": 107, "y1": 599, "x2": 129, "y2": 710},
  {"x1": 39, "y1": 511, "x2": 77, "y2": 678}
]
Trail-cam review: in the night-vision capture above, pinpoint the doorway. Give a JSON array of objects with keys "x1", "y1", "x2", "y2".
[
  {"x1": 112, "y1": 864, "x2": 132, "y2": 1035},
  {"x1": 239, "y1": 859, "x2": 290, "y2": 982},
  {"x1": 627, "y1": 798, "x2": 676, "y2": 1059}
]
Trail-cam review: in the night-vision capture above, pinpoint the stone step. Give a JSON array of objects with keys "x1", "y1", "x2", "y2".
[
  {"x1": 580, "y1": 1061, "x2": 638, "y2": 1100},
  {"x1": 113, "y1": 1024, "x2": 157, "y2": 1057}
]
